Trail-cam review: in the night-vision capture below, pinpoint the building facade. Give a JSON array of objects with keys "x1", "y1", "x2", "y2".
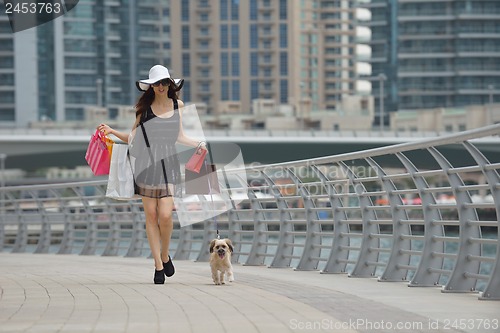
[
  {"x1": 1, "y1": 0, "x2": 366, "y2": 128},
  {"x1": 360, "y1": 0, "x2": 500, "y2": 125},
  {"x1": 170, "y1": 0, "x2": 362, "y2": 118},
  {"x1": 0, "y1": 0, "x2": 175, "y2": 126}
]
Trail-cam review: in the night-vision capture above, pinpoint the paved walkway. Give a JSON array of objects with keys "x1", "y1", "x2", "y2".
[{"x1": 0, "y1": 254, "x2": 498, "y2": 333}]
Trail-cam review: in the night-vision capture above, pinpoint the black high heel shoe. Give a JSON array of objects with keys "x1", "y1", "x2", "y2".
[
  {"x1": 154, "y1": 269, "x2": 165, "y2": 284},
  {"x1": 163, "y1": 255, "x2": 175, "y2": 277}
]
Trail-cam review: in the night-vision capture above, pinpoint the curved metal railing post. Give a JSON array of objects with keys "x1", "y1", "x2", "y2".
[
  {"x1": 310, "y1": 165, "x2": 351, "y2": 274},
  {"x1": 289, "y1": 166, "x2": 321, "y2": 271},
  {"x1": 463, "y1": 141, "x2": 500, "y2": 300},
  {"x1": 12, "y1": 190, "x2": 28, "y2": 253},
  {"x1": 366, "y1": 157, "x2": 412, "y2": 282},
  {"x1": 396, "y1": 152, "x2": 445, "y2": 287},
  {"x1": 339, "y1": 162, "x2": 380, "y2": 278},
  {"x1": 428, "y1": 147, "x2": 481, "y2": 293},
  {"x1": 264, "y1": 171, "x2": 294, "y2": 268},
  {"x1": 244, "y1": 187, "x2": 269, "y2": 266}
]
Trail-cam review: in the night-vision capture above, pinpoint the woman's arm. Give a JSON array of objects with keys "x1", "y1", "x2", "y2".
[
  {"x1": 176, "y1": 100, "x2": 207, "y2": 149},
  {"x1": 98, "y1": 115, "x2": 140, "y2": 143}
]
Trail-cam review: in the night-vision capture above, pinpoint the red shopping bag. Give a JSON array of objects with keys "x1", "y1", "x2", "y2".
[
  {"x1": 185, "y1": 144, "x2": 207, "y2": 173},
  {"x1": 85, "y1": 130, "x2": 111, "y2": 175}
]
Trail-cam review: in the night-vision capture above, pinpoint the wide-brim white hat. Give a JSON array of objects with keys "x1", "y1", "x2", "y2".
[{"x1": 136, "y1": 65, "x2": 184, "y2": 92}]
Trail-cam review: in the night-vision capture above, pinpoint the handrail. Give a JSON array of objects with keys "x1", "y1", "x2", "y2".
[{"x1": 0, "y1": 124, "x2": 499, "y2": 301}]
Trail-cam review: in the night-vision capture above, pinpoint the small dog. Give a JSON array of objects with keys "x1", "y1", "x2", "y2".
[{"x1": 209, "y1": 238, "x2": 234, "y2": 285}]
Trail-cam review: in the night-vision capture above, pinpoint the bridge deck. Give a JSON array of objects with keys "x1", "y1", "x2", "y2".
[{"x1": 0, "y1": 254, "x2": 498, "y2": 333}]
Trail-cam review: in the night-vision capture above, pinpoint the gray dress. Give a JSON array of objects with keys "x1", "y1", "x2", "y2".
[{"x1": 133, "y1": 99, "x2": 182, "y2": 198}]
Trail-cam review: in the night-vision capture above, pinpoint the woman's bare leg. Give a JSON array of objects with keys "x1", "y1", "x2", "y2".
[
  {"x1": 142, "y1": 197, "x2": 163, "y2": 270},
  {"x1": 158, "y1": 196, "x2": 174, "y2": 263}
]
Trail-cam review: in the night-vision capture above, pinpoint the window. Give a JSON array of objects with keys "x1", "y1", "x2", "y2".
[
  {"x1": 181, "y1": 81, "x2": 191, "y2": 102},
  {"x1": 280, "y1": 79, "x2": 288, "y2": 103},
  {"x1": 250, "y1": 52, "x2": 258, "y2": 76},
  {"x1": 182, "y1": 53, "x2": 190, "y2": 76},
  {"x1": 280, "y1": 24, "x2": 287, "y2": 48},
  {"x1": 221, "y1": 53, "x2": 229, "y2": 76},
  {"x1": 232, "y1": 53, "x2": 240, "y2": 76},
  {"x1": 182, "y1": 26, "x2": 189, "y2": 48},
  {"x1": 231, "y1": 25, "x2": 239, "y2": 48},
  {"x1": 280, "y1": 52, "x2": 288, "y2": 76},
  {"x1": 231, "y1": 0, "x2": 239, "y2": 20},
  {"x1": 181, "y1": 1, "x2": 189, "y2": 21},
  {"x1": 220, "y1": 25, "x2": 229, "y2": 48},
  {"x1": 251, "y1": 80, "x2": 259, "y2": 100},
  {"x1": 279, "y1": 0, "x2": 287, "y2": 19},
  {"x1": 250, "y1": 0, "x2": 257, "y2": 20},
  {"x1": 220, "y1": 0, "x2": 228, "y2": 20},
  {"x1": 250, "y1": 24, "x2": 258, "y2": 48},
  {"x1": 221, "y1": 80, "x2": 229, "y2": 100},
  {"x1": 232, "y1": 81, "x2": 240, "y2": 101}
]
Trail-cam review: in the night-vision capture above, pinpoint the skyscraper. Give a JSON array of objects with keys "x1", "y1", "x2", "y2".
[{"x1": 360, "y1": 0, "x2": 500, "y2": 123}]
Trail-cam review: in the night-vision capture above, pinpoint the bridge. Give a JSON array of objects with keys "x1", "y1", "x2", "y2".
[
  {"x1": 1, "y1": 128, "x2": 500, "y2": 171},
  {"x1": 1, "y1": 125, "x2": 499, "y2": 332}
]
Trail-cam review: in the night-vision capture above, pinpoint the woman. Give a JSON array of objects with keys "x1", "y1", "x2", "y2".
[{"x1": 98, "y1": 65, "x2": 206, "y2": 284}]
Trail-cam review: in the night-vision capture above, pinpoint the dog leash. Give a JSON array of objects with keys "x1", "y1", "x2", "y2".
[
  {"x1": 205, "y1": 160, "x2": 220, "y2": 239},
  {"x1": 204, "y1": 141, "x2": 220, "y2": 240}
]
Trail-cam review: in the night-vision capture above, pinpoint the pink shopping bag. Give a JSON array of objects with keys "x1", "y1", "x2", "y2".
[{"x1": 85, "y1": 130, "x2": 111, "y2": 175}]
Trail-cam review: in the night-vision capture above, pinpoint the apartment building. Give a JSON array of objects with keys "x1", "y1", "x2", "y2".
[
  {"x1": 170, "y1": 0, "x2": 362, "y2": 118},
  {"x1": 360, "y1": 0, "x2": 500, "y2": 123}
]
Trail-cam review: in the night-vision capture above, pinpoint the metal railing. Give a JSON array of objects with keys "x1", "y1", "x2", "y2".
[{"x1": 1, "y1": 124, "x2": 499, "y2": 300}]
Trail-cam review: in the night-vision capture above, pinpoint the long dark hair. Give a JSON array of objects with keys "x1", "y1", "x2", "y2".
[{"x1": 135, "y1": 80, "x2": 180, "y2": 118}]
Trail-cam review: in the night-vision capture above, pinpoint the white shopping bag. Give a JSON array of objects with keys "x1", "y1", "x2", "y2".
[{"x1": 106, "y1": 144, "x2": 139, "y2": 200}]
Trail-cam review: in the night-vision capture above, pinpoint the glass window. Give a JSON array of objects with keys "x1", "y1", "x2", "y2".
[
  {"x1": 182, "y1": 53, "x2": 190, "y2": 76},
  {"x1": 0, "y1": 92, "x2": 14, "y2": 103},
  {"x1": 183, "y1": 81, "x2": 191, "y2": 102},
  {"x1": 280, "y1": 0, "x2": 287, "y2": 19},
  {"x1": 250, "y1": 24, "x2": 258, "y2": 48},
  {"x1": 221, "y1": 80, "x2": 229, "y2": 100},
  {"x1": 65, "y1": 74, "x2": 95, "y2": 87},
  {"x1": 280, "y1": 79, "x2": 288, "y2": 103},
  {"x1": 66, "y1": 91, "x2": 96, "y2": 104},
  {"x1": 220, "y1": 25, "x2": 229, "y2": 48},
  {"x1": 250, "y1": 52, "x2": 258, "y2": 76},
  {"x1": 231, "y1": 25, "x2": 239, "y2": 48},
  {"x1": 182, "y1": 1, "x2": 189, "y2": 21},
  {"x1": 232, "y1": 81, "x2": 240, "y2": 101},
  {"x1": 280, "y1": 24, "x2": 287, "y2": 48},
  {"x1": 64, "y1": 21, "x2": 94, "y2": 36},
  {"x1": 250, "y1": 0, "x2": 258, "y2": 20},
  {"x1": 182, "y1": 26, "x2": 190, "y2": 48},
  {"x1": 231, "y1": 0, "x2": 239, "y2": 20},
  {"x1": 251, "y1": 80, "x2": 259, "y2": 100},
  {"x1": 65, "y1": 108, "x2": 84, "y2": 121},
  {"x1": 220, "y1": 0, "x2": 228, "y2": 20},
  {"x1": 0, "y1": 74, "x2": 14, "y2": 85},
  {"x1": 221, "y1": 53, "x2": 229, "y2": 76},
  {"x1": 232, "y1": 53, "x2": 240, "y2": 76},
  {"x1": 65, "y1": 57, "x2": 97, "y2": 70},
  {"x1": 0, "y1": 109, "x2": 15, "y2": 121},
  {"x1": 65, "y1": 3, "x2": 92, "y2": 18},
  {"x1": 280, "y1": 52, "x2": 288, "y2": 76}
]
